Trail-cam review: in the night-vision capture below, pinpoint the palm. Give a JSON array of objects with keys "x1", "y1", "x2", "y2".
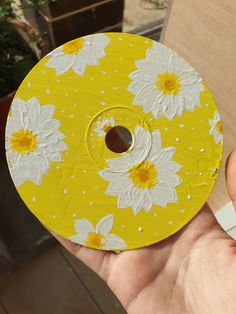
[{"x1": 51, "y1": 152, "x2": 236, "y2": 314}]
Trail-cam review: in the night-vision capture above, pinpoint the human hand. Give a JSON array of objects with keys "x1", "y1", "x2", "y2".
[{"x1": 51, "y1": 151, "x2": 236, "y2": 314}]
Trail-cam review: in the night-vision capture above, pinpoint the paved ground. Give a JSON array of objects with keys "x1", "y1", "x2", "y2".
[
  {"x1": 0, "y1": 244, "x2": 125, "y2": 314},
  {"x1": 123, "y1": 0, "x2": 167, "y2": 31}
]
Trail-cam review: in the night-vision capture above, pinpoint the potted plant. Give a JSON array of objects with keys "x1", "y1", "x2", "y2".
[{"x1": 0, "y1": 0, "x2": 49, "y2": 155}]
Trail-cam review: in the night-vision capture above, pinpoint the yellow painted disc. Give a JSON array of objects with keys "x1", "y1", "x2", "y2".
[{"x1": 5, "y1": 33, "x2": 223, "y2": 251}]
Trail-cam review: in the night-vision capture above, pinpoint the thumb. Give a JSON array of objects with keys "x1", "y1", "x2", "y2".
[{"x1": 225, "y1": 150, "x2": 236, "y2": 211}]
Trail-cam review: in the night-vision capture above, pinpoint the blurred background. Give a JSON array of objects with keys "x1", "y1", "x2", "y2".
[{"x1": 0, "y1": 1, "x2": 168, "y2": 313}]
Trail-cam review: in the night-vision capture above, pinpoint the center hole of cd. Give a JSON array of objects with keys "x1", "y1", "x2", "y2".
[{"x1": 105, "y1": 126, "x2": 133, "y2": 153}]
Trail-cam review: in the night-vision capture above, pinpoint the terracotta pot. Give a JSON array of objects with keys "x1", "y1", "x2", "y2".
[{"x1": 0, "y1": 92, "x2": 15, "y2": 157}]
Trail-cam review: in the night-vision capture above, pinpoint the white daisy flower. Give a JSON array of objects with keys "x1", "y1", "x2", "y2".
[
  {"x1": 70, "y1": 214, "x2": 126, "y2": 250},
  {"x1": 5, "y1": 97, "x2": 67, "y2": 187},
  {"x1": 128, "y1": 42, "x2": 204, "y2": 120},
  {"x1": 45, "y1": 34, "x2": 110, "y2": 75},
  {"x1": 94, "y1": 117, "x2": 115, "y2": 137},
  {"x1": 209, "y1": 111, "x2": 223, "y2": 144},
  {"x1": 100, "y1": 126, "x2": 182, "y2": 215}
]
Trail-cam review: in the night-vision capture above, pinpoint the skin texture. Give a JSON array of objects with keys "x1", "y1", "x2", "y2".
[{"x1": 51, "y1": 151, "x2": 236, "y2": 314}]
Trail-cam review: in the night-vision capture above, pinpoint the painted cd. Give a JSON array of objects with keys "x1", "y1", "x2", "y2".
[{"x1": 5, "y1": 33, "x2": 223, "y2": 251}]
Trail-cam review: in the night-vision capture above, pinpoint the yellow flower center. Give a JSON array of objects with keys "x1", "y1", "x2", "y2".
[
  {"x1": 103, "y1": 124, "x2": 113, "y2": 133},
  {"x1": 11, "y1": 129, "x2": 37, "y2": 154},
  {"x1": 129, "y1": 161, "x2": 157, "y2": 189},
  {"x1": 216, "y1": 120, "x2": 222, "y2": 134},
  {"x1": 86, "y1": 232, "x2": 105, "y2": 249},
  {"x1": 156, "y1": 72, "x2": 181, "y2": 95},
  {"x1": 63, "y1": 38, "x2": 84, "y2": 54}
]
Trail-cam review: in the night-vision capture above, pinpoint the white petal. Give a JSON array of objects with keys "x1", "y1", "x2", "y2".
[
  {"x1": 74, "y1": 218, "x2": 94, "y2": 234},
  {"x1": 95, "y1": 128, "x2": 105, "y2": 137},
  {"x1": 46, "y1": 141, "x2": 68, "y2": 152},
  {"x1": 132, "y1": 125, "x2": 152, "y2": 157},
  {"x1": 69, "y1": 233, "x2": 87, "y2": 245},
  {"x1": 35, "y1": 152, "x2": 50, "y2": 174},
  {"x1": 128, "y1": 79, "x2": 149, "y2": 95},
  {"x1": 110, "y1": 117, "x2": 116, "y2": 125},
  {"x1": 209, "y1": 119, "x2": 215, "y2": 127},
  {"x1": 133, "y1": 85, "x2": 158, "y2": 107},
  {"x1": 154, "y1": 147, "x2": 176, "y2": 166},
  {"x1": 128, "y1": 81, "x2": 152, "y2": 98},
  {"x1": 29, "y1": 167, "x2": 42, "y2": 185},
  {"x1": 95, "y1": 214, "x2": 113, "y2": 236},
  {"x1": 48, "y1": 152, "x2": 63, "y2": 162},
  {"x1": 105, "y1": 173, "x2": 131, "y2": 196},
  {"x1": 129, "y1": 70, "x2": 155, "y2": 87},
  {"x1": 10, "y1": 167, "x2": 29, "y2": 187},
  {"x1": 183, "y1": 94, "x2": 200, "y2": 111},
  {"x1": 6, "y1": 117, "x2": 20, "y2": 136},
  {"x1": 79, "y1": 50, "x2": 99, "y2": 65},
  {"x1": 85, "y1": 34, "x2": 110, "y2": 48},
  {"x1": 164, "y1": 97, "x2": 179, "y2": 120},
  {"x1": 135, "y1": 59, "x2": 159, "y2": 77},
  {"x1": 146, "y1": 42, "x2": 161, "y2": 62},
  {"x1": 132, "y1": 201, "x2": 143, "y2": 216},
  {"x1": 151, "y1": 184, "x2": 178, "y2": 206},
  {"x1": 179, "y1": 67, "x2": 202, "y2": 84},
  {"x1": 40, "y1": 119, "x2": 60, "y2": 134},
  {"x1": 158, "y1": 173, "x2": 182, "y2": 186},
  {"x1": 52, "y1": 130, "x2": 66, "y2": 140},
  {"x1": 26, "y1": 97, "x2": 41, "y2": 117},
  {"x1": 142, "y1": 191, "x2": 153, "y2": 212},
  {"x1": 81, "y1": 48, "x2": 104, "y2": 61},
  {"x1": 181, "y1": 82, "x2": 204, "y2": 94},
  {"x1": 148, "y1": 129, "x2": 162, "y2": 159},
  {"x1": 130, "y1": 187, "x2": 146, "y2": 215},
  {"x1": 99, "y1": 169, "x2": 118, "y2": 181},
  {"x1": 6, "y1": 149, "x2": 18, "y2": 165},
  {"x1": 40, "y1": 105, "x2": 55, "y2": 121},
  {"x1": 46, "y1": 54, "x2": 73, "y2": 74},
  {"x1": 11, "y1": 97, "x2": 27, "y2": 116},
  {"x1": 214, "y1": 132, "x2": 223, "y2": 144},
  {"x1": 16, "y1": 97, "x2": 40, "y2": 131},
  {"x1": 81, "y1": 37, "x2": 109, "y2": 61},
  {"x1": 72, "y1": 57, "x2": 86, "y2": 75},
  {"x1": 117, "y1": 189, "x2": 132, "y2": 208},
  {"x1": 135, "y1": 85, "x2": 159, "y2": 110},
  {"x1": 214, "y1": 111, "x2": 220, "y2": 120},
  {"x1": 210, "y1": 127, "x2": 217, "y2": 136},
  {"x1": 106, "y1": 156, "x2": 129, "y2": 172},
  {"x1": 26, "y1": 152, "x2": 42, "y2": 168},
  {"x1": 12, "y1": 174, "x2": 27, "y2": 187},
  {"x1": 149, "y1": 92, "x2": 166, "y2": 117},
  {"x1": 100, "y1": 170, "x2": 130, "y2": 196},
  {"x1": 104, "y1": 234, "x2": 126, "y2": 250},
  {"x1": 48, "y1": 46, "x2": 64, "y2": 57},
  {"x1": 14, "y1": 153, "x2": 26, "y2": 167},
  {"x1": 38, "y1": 135, "x2": 56, "y2": 146},
  {"x1": 158, "y1": 161, "x2": 182, "y2": 174},
  {"x1": 20, "y1": 112, "x2": 31, "y2": 130}
]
